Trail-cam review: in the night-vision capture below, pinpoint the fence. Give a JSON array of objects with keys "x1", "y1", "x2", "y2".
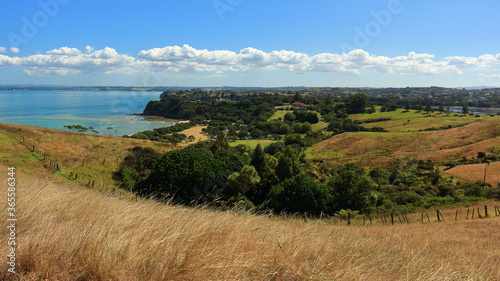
[
  {"x1": 339, "y1": 205, "x2": 500, "y2": 226},
  {"x1": 0, "y1": 124, "x2": 61, "y2": 171},
  {"x1": 0, "y1": 124, "x2": 134, "y2": 199}
]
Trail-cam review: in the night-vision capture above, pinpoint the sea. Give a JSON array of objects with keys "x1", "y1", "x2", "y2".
[{"x1": 0, "y1": 90, "x2": 174, "y2": 136}]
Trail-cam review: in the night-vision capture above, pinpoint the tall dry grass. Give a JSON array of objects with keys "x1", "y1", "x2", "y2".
[
  {"x1": 0, "y1": 169, "x2": 499, "y2": 280},
  {"x1": 0, "y1": 123, "x2": 172, "y2": 188}
]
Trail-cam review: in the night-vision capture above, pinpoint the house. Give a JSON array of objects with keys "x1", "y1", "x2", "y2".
[{"x1": 291, "y1": 102, "x2": 308, "y2": 108}]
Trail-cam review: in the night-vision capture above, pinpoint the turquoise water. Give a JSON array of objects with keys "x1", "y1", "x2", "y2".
[{"x1": 0, "y1": 90, "x2": 174, "y2": 136}]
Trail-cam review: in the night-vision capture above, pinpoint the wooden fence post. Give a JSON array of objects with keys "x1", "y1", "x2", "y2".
[
  {"x1": 484, "y1": 206, "x2": 488, "y2": 218},
  {"x1": 455, "y1": 209, "x2": 459, "y2": 221}
]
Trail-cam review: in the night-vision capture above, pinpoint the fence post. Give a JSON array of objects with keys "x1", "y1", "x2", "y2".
[
  {"x1": 404, "y1": 214, "x2": 409, "y2": 223},
  {"x1": 455, "y1": 209, "x2": 459, "y2": 221},
  {"x1": 484, "y1": 206, "x2": 488, "y2": 218}
]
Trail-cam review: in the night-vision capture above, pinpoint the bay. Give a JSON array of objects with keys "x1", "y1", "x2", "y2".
[{"x1": 0, "y1": 90, "x2": 174, "y2": 136}]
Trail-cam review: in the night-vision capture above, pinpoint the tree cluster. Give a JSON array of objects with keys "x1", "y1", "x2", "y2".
[{"x1": 115, "y1": 138, "x2": 498, "y2": 216}]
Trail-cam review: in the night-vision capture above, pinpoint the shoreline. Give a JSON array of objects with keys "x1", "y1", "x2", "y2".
[{"x1": 128, "y1": 113, "x2": 188, "y2": 123}]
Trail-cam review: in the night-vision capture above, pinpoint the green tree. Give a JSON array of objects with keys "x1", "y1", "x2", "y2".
[
  {"x1": 250, "y1": 144, "x2": 268, "y2": 174},
  {"x1": 269, "y1": 174, "x2": 329, "y2": 215},
  {"x1": 347, "y1": 93, "x2": 369, "y2": 114},
  {"x1": 248, "y1": 144, "x2": 277, "y2": 205},
  {"x1": 462, "y1": 103, "x2": 469, "y2": 114},
  {"x1": 145, "y1": 148, "x2": 226, "y2": 204},
  {"x1": 226, "y1": 165, "x2": 261, "y2": 196},
  {"x1": 114, "y1": 146, "x2": 162, "y2": 188},
  {"x1": 328, "y1": 164, "x2": 377, "y2": 213},
  {"x1": 275, "y1": 146, "x2": 301, "y2": 181},
  {"x1": 424, "y1": 103, "x2": 432, "y2": 112},
  {"x1": 438, "y1": 101, "x2": 445, "y2": 112},
  {"x1": 404, "y1": 101, "x2": 411, "y2": 111},
  {"x1": 210, "y1": 133, "x2": 230, "y2": 158}
]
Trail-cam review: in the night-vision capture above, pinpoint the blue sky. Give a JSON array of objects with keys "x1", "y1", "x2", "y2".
[{"x1": 1, "y1": 0, "x2": 499, "y2": 87}]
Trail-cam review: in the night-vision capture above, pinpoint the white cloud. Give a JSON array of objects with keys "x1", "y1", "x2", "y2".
[
  {"x1": 2, "y1": 46, "x2": 136, "y2": 76},
  {"x1": 85, "y1": 45, "x2": 95, "y2": 54},
  {"x1": 10, "y1": 47, "x2": 20, "y2": 53},
  {"x1": 0, "y1": 47, "x2": 6, "y2": 53},
  {"x1": 480, "y1": 74, "x2": 500, "y2": 79},
  {"x1": 0, "y1": 45, "x2": 499, "y2": 77},
  {"x1": 46, "y1": 47, "x2": 82, "y2": 56},
  {"x1": 0, "y1": 55, "x2": 22, "y2": 65},
  {"x1": 137, "y1": 46, "x2": 468, "y2": 76}
]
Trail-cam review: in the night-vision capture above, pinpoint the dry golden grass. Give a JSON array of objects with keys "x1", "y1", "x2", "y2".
[
  {"x1": 0, "y1": 123, "x2": 172, "y2": 187},
  {"x1": 177, "y1": 125, "x2": 209, "y2": 147},
  {"x1": 1, "y1": 168, "x2": 499, "y2": 280},
  {"x1": 444, "y1": 162, "x2": 500, "y2": 185},
  {"x1": 308, "y1": 120, "x2": 500, "y2": 167}
]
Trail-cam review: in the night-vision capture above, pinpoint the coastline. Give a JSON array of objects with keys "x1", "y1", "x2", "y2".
[{"x1": 128, "y1": 113, "x2": 188, "y2": 124}]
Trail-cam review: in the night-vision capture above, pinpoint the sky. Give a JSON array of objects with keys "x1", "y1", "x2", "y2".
[{"x1": 0, "y1": 0, "x2": 499, "y2": 88}]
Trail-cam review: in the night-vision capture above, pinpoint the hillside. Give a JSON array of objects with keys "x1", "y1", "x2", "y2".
[
  {"x1": 1, "y1": 167, "x2": 498, "y2": 280},
  {"x1": 307, "y1": 117, "x2": 500, "y2": 168},
  {"x1": 443, "y1": 162, "x2": 500, "y2": 185},
  {"x1": 0, "y1": 123, "x2": 173, "y2": 188}
]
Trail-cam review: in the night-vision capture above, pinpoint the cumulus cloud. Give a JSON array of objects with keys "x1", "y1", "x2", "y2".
[
  {"x1": 137, "y1": 45, "x2": 469, "y2": 75},
  {"x1": 0, "y1": 47, "x2": 6, "y2": 53},
  {"x1": 0, "y1": 44, "x2": 499, "y2": 77},
  {"x1": 0, "y1": 46, "x2": 136, "y2": 76},
  {"x1": 10, "y1": 47, "x2": 20, "y2": 53},
  {"x1": 480, "y1": 74, "x2": 500, "y2": 79}
]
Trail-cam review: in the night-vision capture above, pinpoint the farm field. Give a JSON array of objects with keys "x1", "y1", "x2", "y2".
[
  {"x1": 0, "y1": 167, "x2": 498, "y2": 280},
  {"x1": 307, "y1": 112, "x2": 500, "y2": 168},
  {"x1": 443, "y1": 162, "x2": 500, "y2": 185},
  {"x1": 269, "y1": 109, "x2": 293, "y2": 120},
  {"x1": 350, "y1": 108, "x2": 497, "y2": 133},
  {"x1": 229, "y1": 139, "x2": 283, "y2": 149}
]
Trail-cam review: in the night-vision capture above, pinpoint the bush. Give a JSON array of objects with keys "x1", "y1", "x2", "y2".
[
  {"x1": 462, "y1": 182, "x2": 488, "y2": 198},
  {"x1": 144, "y1": 148, "x2": 226, "y2": 204},
  {"x1": 269, "y1": 174, "x2": 329, "y2": 215}
]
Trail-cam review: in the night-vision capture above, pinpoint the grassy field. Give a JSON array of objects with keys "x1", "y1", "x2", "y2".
[
  {"x1": 1, "y1": 122, "x2": 499, "y2": 280},
  {"x1": 350, "y1": 109, "x2": 498, "y2": 133},
  {"x1": 307, "y1": 111, "x2": 500, "y2": 168},
  {"x1": 0, "y1": 123, "x2": 172, "y2": 188},
  {"x1": 269, "y1": 109, "x2": 293, "y2": 120},
  {"x1": 0, "y1": 168, "x2": 498, "y2": 280},
  {"x1": 229, "y1": 139, "x2": 283, "y2": 149},
  {"x1": 177, "y1": 125, "x2": 209, "y2": 147},
  {"x1": 443, "y1": 162, "x2": 500, "y2": 185}
]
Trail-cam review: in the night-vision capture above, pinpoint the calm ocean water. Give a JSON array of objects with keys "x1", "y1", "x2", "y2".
[{"x1": 0, "y1": 90, "x2": 174, "y2": 136}]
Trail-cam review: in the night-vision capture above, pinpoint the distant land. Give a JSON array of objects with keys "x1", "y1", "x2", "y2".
[{"x1": 1, "y1": 85, "x2": 499, "y2": 92}]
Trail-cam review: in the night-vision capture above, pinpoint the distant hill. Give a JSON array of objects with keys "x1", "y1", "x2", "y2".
[{"x1": 307, "y1": 118, "x2": 500, "y2": 168}]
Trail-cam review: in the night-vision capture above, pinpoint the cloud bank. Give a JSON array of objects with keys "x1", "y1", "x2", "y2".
[{"x1": 0, "y1": 44, "x2": 499, "y2": 77}]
